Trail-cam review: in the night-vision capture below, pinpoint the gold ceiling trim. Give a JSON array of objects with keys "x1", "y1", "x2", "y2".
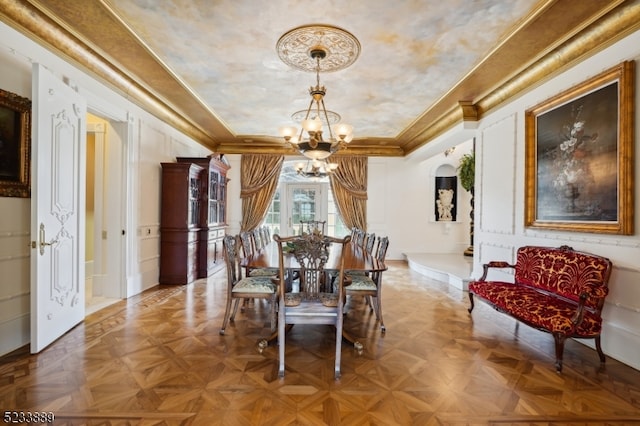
[
  {"x1": 402, "y1": 0, "x2": 640, "y2": 155},
  {"x1": 97, "y1": 0, "x2": 233, "y2": 136},
  {"x1": 0, "y1": 0, "x2": 218, "y2": 149},
  {"x1": 477, "y1": 0, "x2": 640, "y2": 116},
  {"x1": 458, "y1": 101, "x2": 478, "y2": 123},
  {"x1": 1, "y1": 0, "x2": 638, "y2": 157}
]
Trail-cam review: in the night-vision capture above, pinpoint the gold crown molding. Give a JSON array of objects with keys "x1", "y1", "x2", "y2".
[
  {"x1": 339, "y1": 143, "x2": 404, "y2": 157},
  {"x1": 403, "y1": 1, "x2": 640, "y2": 155},
  {"x1": 402, "y1": 104, "x2": 466, "y2": 155},
  {"x1": 476, "y1": 0, "x2": 640, "y2": 116},
  {"x1": 458, "y1": 101, "x2": 478, "y2": 122},
  {"x1": 215, "y1": 138, "x2": 404, "y2": 158},
  {"x1": 2, "y1": 0, "x2": 637, "y2": 158},
  {"x1": 0, "y1": 0, "x2": 218, "y2": 150}
]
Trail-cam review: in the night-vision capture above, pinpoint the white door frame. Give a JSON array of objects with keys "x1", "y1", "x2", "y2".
[
  {"x1": 86, "y1": 118, "x2": 127, "y2": 300},
  {"x1": 282, "y1": 182, "x2": 328, "y2": 235},
  {"x1": 86, "y1": 113, "x2": 130, "y2": 300}
]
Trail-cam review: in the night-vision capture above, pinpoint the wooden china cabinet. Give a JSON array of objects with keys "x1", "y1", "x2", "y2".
[{"x1": 160, "y1": 154, "x2": 230, "y2": 284}]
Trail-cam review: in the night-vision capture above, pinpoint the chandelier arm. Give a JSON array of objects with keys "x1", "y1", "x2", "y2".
[
  {"x1": 320, "y1": 99, "x2": 335, "y2": 141},
  {"x1": 303, "y1": 98, "x2": 314, "y2": 120},
  {"x1": 299, "y1": 98, "x2": 315, "y2": 142}
]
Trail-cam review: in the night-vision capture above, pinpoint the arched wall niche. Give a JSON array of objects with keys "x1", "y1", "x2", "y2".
[{"x1": 434, "y1": 164, "x2": 457, "y2": 222}]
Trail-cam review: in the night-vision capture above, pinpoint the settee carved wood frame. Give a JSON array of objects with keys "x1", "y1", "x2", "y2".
[{"x1": 524, "y1": 61, "x2": 634, "y2": 235}]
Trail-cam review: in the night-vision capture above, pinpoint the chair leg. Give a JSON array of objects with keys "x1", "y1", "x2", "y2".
[
  {"x1": 468, "y1": 293, "x2": 475, "y2": 313},
  {"x1": 220, "y1": 296, "x2": 234, "y2": 335},
  {"x1": 278, "y1": 308, "x2": 286, "y2": 378},
  {"x1": 595, "y1": 335, "x2": 606, "y2": 364},
  {"x1": 335, "y1": 310, "x2": 343, "y2": 380},
  {"x1": 553, "y1": 332, "x2": 566, "y2": 373},
  {"x1": 229, "y1": 298, "x2": 240, "y2": 322},
  {"x1": 374, "y1": 296, "x2": 385, "y2": 333},
  {"x1": 270, "y1": 294, "x2": 277, "y2": 332}
]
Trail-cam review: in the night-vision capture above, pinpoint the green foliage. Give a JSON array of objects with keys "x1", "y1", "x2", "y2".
[{"x1": 457, "y1": 152, "x2": 475, "y2": 192}]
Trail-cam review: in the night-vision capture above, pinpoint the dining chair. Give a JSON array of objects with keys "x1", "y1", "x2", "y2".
[
  {"x1": 260, "y1": 226, "x2": 270, "y2": 246},
  {"x1": 252, "y1": 228, "x2": 264, "y2": 251},
  {"x1": 273, "y1": 232, "x2": 351, "y2": 379},
  {"x1": 348, "y1": 233, "x2": 376, "y2": 280},
  {"x1": 350, "y1": 227, "x2": 359, "y2": 240},
  {"x1": 219, "y1": 235, "x2": 278, "y2": 336},
  {"x1": 346, "y1": 236, "x2": 389, "y2": 333},
  {"x1": 240, "y1": 230, "x2": 277, "y2": 277},
  {"x1": 364, "y1": 232, "x2": 376, "y2": 254},
  {"x1": 299, "y1": 220, "x2": 326, "y2": 235}
]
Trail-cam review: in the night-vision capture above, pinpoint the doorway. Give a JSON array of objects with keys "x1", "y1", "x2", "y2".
[
  {"x1": 262, "y1": 160, "x2": 348, "y2": 237},
  {"x1": 287, "y1": 183, "x2": 328, "y2": 235},
  {"x1": 85, "y1": 114, "x2": 125, "y2": 314}
]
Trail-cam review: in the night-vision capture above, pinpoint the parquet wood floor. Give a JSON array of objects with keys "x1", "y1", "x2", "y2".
[{"x1": 1, "y1": 261, "x2": 640, "y2": 425}]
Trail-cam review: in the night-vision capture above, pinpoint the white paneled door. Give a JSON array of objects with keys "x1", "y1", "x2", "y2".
[
  {"x1": 30, "y1": 63, "x2": 87, "y2": 353},
  {"x1": 286, "y1": 183, "x2": 327, "y2": 235}
]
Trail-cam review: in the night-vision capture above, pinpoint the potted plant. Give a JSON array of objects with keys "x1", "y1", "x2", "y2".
[
  {"x1": 457, "y1": 152, "x2": 475, "y2": 192},
  {"x1": 457, "y1": 151, "x2": 475, "y2": 256}
]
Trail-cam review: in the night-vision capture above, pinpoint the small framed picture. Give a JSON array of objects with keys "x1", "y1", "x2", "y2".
[{"x1": 0, "y1": 88, "x2": 31, "y2": 198}]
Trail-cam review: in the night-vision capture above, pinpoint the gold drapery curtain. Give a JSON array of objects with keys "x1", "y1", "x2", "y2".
[
  {"x1": 240, "y1": 154, "x2": 284, "y2": 232},
  {"x1": 329, "y1": 156, "x2": 367, "y2": 230}
]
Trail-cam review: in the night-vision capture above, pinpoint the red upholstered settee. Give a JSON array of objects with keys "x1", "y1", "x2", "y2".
[{"x1": 467, "y1": 245, "x2": 613, "y2": 372}]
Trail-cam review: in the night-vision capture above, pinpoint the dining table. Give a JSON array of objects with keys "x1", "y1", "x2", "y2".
[
  {"x1": 240, "y1": 237, "x2": 387, "y2": 353},
  {"x1": 241, "y1": 238, "x2": 387, "y2": 275}
]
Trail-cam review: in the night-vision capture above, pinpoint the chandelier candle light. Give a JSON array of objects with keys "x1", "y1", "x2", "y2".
[
  {"x1": 277, "y1": 24, "x2": 361, "y2": 163},
  {"x1": 295, "y1": 159, "x2": 338, "y2": 177}
]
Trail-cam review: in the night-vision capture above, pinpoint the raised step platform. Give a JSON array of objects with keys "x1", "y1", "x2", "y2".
[{"x1": 405, "y1": 253, "x2": 473, "y2": 291}]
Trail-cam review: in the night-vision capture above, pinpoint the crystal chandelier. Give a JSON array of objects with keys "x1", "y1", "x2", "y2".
[{"x1": 277, "y1": 25, "x2": 360, "y2": 161}]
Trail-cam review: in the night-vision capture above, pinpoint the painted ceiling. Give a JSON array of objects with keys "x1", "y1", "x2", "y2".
[{"x1": 4, "y1": 0, "x2": 636, "y2": 156}]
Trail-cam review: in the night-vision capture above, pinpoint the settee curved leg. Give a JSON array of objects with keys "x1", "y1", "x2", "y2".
[
  {"x1": 553, "y1": 332, "x2": 566, "y2": 373},
  {"x1": 467, "y1": 293, "x2": 475, "y2": 313},
  {"x1": 595, "y1": 335, "x2": 606, "y2": 364}
]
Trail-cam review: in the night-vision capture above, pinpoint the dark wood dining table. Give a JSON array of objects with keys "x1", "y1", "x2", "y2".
[
  {"x1": 241, "y1": 238, "x2": 387, "y2": 352},
  {"x1": 241, "y1": 239, "x2": 387, "y2": 275}
]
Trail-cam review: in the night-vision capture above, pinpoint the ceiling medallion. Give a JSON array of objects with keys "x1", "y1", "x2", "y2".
[
  {"x1": 277, "y1": 24, "x2": 359, "y2": 163},
  {"x1": 276, "y1": 24, "x2": 361, "y2": 73}
]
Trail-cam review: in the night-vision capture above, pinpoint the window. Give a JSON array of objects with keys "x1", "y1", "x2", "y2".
[
  {"x1": 327, "y1": 185, "x2": 348, "y2": 237},
  {"x1": 262, "y1": 182, "x2": 347, "y2": 237},
  {"x1": 263, "y1": 190, "x2": 281, "y2": 236}
]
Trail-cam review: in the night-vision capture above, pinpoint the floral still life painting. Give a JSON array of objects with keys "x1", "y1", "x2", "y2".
[
  {"x1": 525, "y1": 61, "x2": 634, "y2": 235},
  {"x1": 535, "y1": 84, "x2": 617, "y2": 222}
]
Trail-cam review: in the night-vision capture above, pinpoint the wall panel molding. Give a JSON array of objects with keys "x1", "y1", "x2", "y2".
[{"x1": 478, "y1": 114, "x2": 517, "y2": 235}]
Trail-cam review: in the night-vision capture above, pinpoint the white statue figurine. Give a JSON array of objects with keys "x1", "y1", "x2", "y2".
[{"x1": 437, "y1": 188, "x2": 454, "y2": 221}]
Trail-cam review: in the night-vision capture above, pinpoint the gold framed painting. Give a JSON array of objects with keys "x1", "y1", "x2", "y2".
[
  {"x1": 524, "y1": 61, "x2": 634, "y2": 235},
  {"x1": 0, "y1": 88, "x2": 31, "y2": 198}
]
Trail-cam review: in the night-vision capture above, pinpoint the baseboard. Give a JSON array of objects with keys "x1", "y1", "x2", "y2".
[{"x1": 0, "y1": 313, "x2": 29, "y2": 357}]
